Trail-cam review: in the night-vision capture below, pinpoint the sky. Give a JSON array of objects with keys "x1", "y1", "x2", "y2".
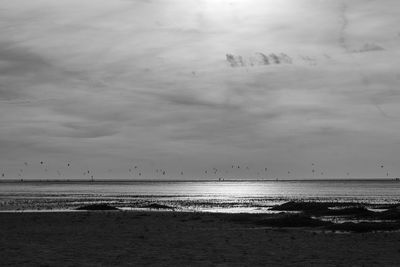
[{"x1": 1, "y1": 0, "x2": 400, "y2": 180}]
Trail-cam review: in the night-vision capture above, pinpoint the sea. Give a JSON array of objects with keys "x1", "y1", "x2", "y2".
[{"x1": 0, "y1": 179, "x2": 399, "y2": 213}]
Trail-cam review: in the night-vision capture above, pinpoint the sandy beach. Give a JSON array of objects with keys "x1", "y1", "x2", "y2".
[{"x1": 1, "y1": 211, "x2": 400, "y2": 266}]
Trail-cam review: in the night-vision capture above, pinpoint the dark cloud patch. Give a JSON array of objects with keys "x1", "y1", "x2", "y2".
[
  {"x1": 0, "y1": 138, "x2": 36, "y2": 157},
  {"x1": 311, "y1": 126, "x2": 354, "y2": 137},
  {"x1": 0, "y1": 85, "x2": 22, "y2": 101},
  {"x1": 157, "y1": 91, "x2": 240, "y2": 110},
  {"x1": 0, "y1": 42, "x2": 56, "y2": 100},
  {"x1": 226, "y1": 52, "x2": 293, "y2": 67},
  {"x1": 370, "y1": 88, "x2": 400, "y2": 105},
  {"x1": 61, "y1": 122, "x2": 119, "y2": 139},
  {"x1": 50, "y1": 97, "x2": 134, "y2": 123},
  {"x1": 260, "y1": 106, "x2": 342, "y2": 121},
  {"x1": 0, "y1": 41, "x2": 82, "y2": 104},
  {"x1": 0, "y1": 42, "x2": 52, "y2": 76},
  {"x1": 353, "y1": 43, "x2": 385, "y2": 53},
  {"x1": 167, "y1": 114, "x2": 261, "y2": 145}
]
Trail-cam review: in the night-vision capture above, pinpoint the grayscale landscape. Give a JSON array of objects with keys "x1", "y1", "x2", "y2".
[{"x1": 1, "y1": 0, "x2": 400, "y2": 266}]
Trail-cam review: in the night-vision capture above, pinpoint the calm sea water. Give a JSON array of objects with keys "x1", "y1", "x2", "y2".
[{"x1": 0, "y1": 180, "x2": 399, "y2": 212}]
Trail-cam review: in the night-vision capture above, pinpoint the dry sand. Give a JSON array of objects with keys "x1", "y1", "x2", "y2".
[{"x1": 1, "y1": 211, "x2": 400, "y2": 266}]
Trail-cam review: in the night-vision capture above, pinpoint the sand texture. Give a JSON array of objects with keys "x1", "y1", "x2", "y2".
[{"x1": 1, "y1": 211, "x2": 400, "y2": 266}]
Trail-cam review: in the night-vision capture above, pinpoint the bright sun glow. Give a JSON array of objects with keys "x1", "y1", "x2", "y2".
[
  {"x1": 201, "y1": 0, "x2": 260, "y2": 20},
  {"x1": 200, "y1": 0, "x2": 296, "y2": 29}
]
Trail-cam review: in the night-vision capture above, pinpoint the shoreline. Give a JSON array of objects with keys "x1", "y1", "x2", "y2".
[
  {"x1": 1, "y1": 178, "x2": 399, "y2": 183},
  {"x1": 2, "y1": 200, "x2": 400, "y2": 231}
]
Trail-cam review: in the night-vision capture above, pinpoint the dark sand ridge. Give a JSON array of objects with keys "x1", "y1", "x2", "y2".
[
  {"x1": 271, "y1": 201, "x2": 400, "y2": 222},
  {"x1": 1, "y1": 210, "x2": 400, "y2": 266},
  {"x1": 74, "y1": 201, "x2": 400, "y2": 232}
]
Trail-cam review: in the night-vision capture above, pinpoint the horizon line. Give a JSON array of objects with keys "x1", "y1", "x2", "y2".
[{"x1": 0, "y1": 178, "x2": 399, "y2": 183}]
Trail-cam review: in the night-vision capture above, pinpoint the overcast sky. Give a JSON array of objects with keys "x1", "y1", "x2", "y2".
[{"x1": 1, "y1": 0, "x2": 400, "y2": 180}]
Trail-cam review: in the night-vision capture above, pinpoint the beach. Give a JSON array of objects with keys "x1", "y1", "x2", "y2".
[
  {"x1": 1, "y1": 211, "x2": 400, "y2": 266},
  {"x1": 2, "y1": 0, "x2": 400, "y2": 265}
]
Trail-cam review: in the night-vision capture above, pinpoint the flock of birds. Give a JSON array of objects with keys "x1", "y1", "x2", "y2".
[{"x1": 0, "y1": 160, "x2": 394, "y2": 181}]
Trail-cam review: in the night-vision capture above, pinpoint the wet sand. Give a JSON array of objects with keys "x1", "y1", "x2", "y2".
[{"x1": 1, "y1": 211, "x2": 400, "y2": 266}]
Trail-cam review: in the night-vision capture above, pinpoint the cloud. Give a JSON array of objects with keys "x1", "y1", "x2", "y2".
[
  {"x1": 353, "y1": 43, "x2": 385, "y2": 53},
  {"x1": 0, "y1": 42, "x2": 52, "y2": 75},
  {"x1": 1, "y1": 0, "x2": 400, "y2": 178},
  {"x1": 61, "y1": 122, "x2": 119, "y2": 138},
  {"x1": 0, "y1": 42, "x2": 55, "y2": 100},
  {"x1": 226, "y1": 52, "x2": 293, "y2": 67}
]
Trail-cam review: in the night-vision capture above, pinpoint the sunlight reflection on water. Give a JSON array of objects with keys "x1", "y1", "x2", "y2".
[{"x1": 0, "y1": 180, "x2": 399, "y2": 212}]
